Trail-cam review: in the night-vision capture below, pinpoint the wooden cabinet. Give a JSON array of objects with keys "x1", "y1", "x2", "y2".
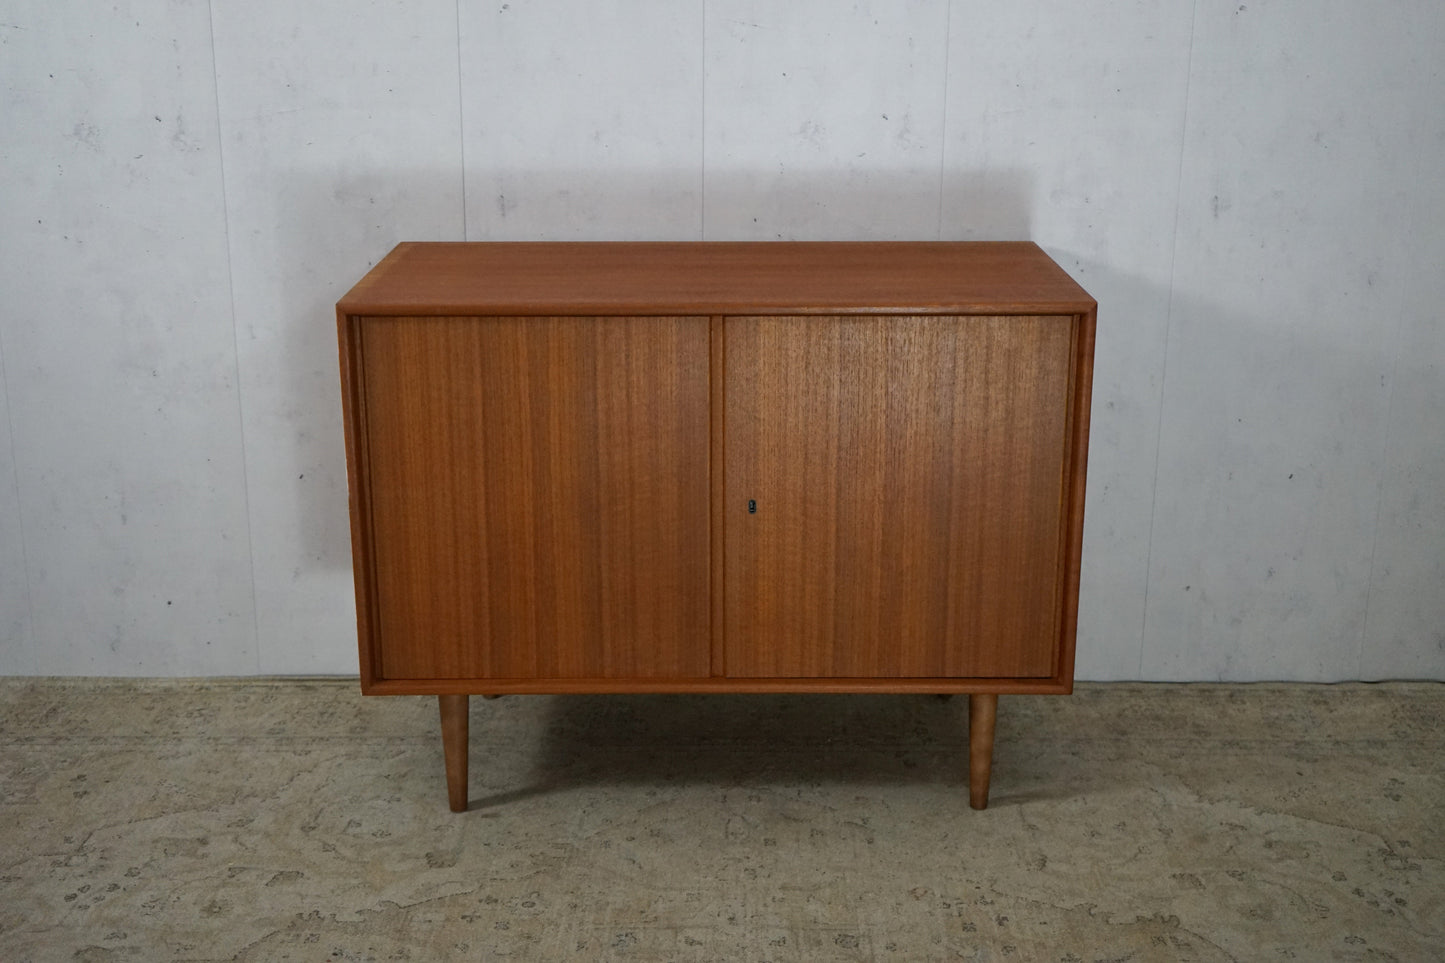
[{"x1": 338, "y1": 242, "x2": 1096, "y2": 811}]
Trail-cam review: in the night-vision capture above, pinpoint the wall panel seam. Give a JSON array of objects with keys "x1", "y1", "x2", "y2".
[
  {"x1": 206, "y1": 0, "x2": 262, "y2": 673},
  {"x1": 455, "y1": 0, "x2": 469, "y2": 240},
  {"x1": 1139, "y1": 0, "x2": 1200, "y2": 678},
  {"x1": 1355, "y1": 73, "x2": 1432, "y2": 679},
  {"x1": 700, "y1": 0, "x2": 708, "y2": 239},
  {"x1": 935, "y1": 0, "x2": 954, "y2": 242}
]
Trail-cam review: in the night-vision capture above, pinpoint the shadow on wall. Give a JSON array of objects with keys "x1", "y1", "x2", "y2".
[
  {"x1": 273, "y1": 167, "x2": 1036, "y2": 574},
  {"x1": 271, "y1": 170, "x2": 462, "y2": 577},
  {"x1": 273, "y1": 168, "x2": 1400, "y2": 679},
  {"x1": 473, "y1": 167, "x2": 1036, "y2": 241},
  {"x1": 1058, "y1": 250, "x2": 1395, "y2": 681},
  {"x1": 1032, "y1": 251, "x2": 1172, "y2": 681}
]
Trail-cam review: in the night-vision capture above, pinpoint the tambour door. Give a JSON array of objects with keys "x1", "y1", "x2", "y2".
[
  {"x1": 723, "y1": 314, "x2": 1077, "y2": 679},
  {"x1": 356, "y1": 315, "x2": 711, "y2": 682}
]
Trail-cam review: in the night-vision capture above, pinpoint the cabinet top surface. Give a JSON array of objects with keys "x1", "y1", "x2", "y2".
[{"x1": 338, "y1": 242, "x2": 1095, "y2": 317}]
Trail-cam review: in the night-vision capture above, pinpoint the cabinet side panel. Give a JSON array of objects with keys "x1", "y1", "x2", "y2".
[
  {"x1": 359, "y1": 315, "x2": 710, "y2": 680},
  {"x1": 725, "y1": 315, "x2": 1074, "y2": 678},
  {"x1": 338, "y1": 311, "x2": 381, "y2": 689},
  {"x1": 1053, "y1": 309, "x2": 1097, "y2": 686}
]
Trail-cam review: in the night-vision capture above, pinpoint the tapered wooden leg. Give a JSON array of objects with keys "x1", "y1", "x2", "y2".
[
  {"x1": 438, "y1": 694, "x2": 469, "y2": 813},
  {"x1": 968, "y1": 693, "x2": 998, "y2": 810}
]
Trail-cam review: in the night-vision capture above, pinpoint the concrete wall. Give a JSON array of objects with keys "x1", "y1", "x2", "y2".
[{"x1": 1, "y1": 0, "x2": 1442, "y2": 680}]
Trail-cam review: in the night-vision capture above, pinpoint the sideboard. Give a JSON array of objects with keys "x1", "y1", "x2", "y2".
[{"x1": 337, "y1": 241, "x2": 1096, "y2": 811}]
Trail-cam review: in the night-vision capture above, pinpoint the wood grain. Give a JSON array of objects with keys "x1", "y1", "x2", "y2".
[
  {"x1": 723, "y1": 315, "x2": 1075, "y2": 679},
  {"x1": 337, "y1": 242, "x2": 1097, "y2": 696},
  {"x1": 361, "y1": 677, "x2": 1073, "y2": 695},
  {"x1": 710, "y1": 315, "x2": 728, "y2": 678},
  {"x1": 338, "y1": 242, "x2": 1096, "y2": 318},
  {"x1": 336, "y1": 243, "x2": 1098, "y2": 814},
  {"x1": 357, "y1": 315, "x2": 710, "y2": 681}
]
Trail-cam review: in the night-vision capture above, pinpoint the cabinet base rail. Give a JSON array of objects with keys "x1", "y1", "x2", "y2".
[{"x1": 434, "y1": 692, "x2": 1000, "y2": 813}]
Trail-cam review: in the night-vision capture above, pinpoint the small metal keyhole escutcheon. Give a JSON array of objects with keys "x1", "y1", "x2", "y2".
[{"x1": 747, "y1": 499, "x2": 757, "y2": 514}]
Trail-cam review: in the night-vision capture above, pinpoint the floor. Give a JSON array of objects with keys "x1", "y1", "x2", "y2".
[{"x1": 1, "y1": 679, "x2": 1441, "y2": 962}]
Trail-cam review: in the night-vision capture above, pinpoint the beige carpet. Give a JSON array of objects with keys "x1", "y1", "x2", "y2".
[{"x1": 1, "y1": 679, "x2": 1441, "y2": 961}]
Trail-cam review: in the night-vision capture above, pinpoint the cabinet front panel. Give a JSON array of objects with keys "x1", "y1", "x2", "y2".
[
  {"x1": 359, "y1": 315, "x2": 710, "y2": 680},
  {"x1": 724, "y1": 315, "x2": 1074, "y2": 679}
]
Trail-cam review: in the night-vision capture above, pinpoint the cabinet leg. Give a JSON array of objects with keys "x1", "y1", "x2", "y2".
[
  {"x1": 438, "y1": 694, "x2": 469, "y2": 813},
  {"x1": 968, "y1": 693, "x2": 998, "y2": 810}
]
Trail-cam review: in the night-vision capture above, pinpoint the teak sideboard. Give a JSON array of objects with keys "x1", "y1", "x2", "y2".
[{"x1": 337, "y1": 241, "x2": 1096, "y2": 812}]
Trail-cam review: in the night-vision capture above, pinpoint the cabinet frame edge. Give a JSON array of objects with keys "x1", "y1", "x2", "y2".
[
  {"x1": 1052, "y1": 305, "x2": 1098, "y2": 694},
  {"x1": 337, "y1": 310, "x2": 384, "y2": 692},
  {"x1": 337, "y1": 303, "x2": 1097, "y2": 697}
]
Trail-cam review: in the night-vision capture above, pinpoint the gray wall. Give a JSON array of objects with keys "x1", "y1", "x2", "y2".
[{"x1": 1, "y1": 1, "x2": 1442, "y2": 680}]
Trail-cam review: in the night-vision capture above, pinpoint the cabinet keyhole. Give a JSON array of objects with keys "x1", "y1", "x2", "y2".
[{"x1": 747, "y1": 499, "x2": 757, "y2": 514}]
